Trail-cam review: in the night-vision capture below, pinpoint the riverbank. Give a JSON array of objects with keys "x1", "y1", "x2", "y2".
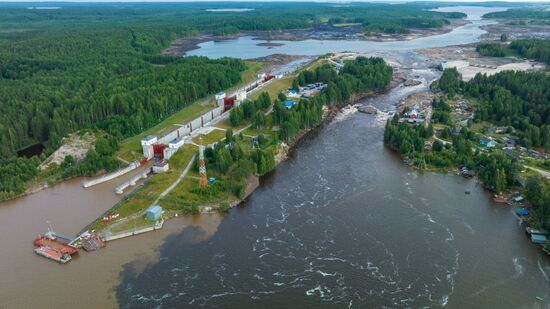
[
  {"x1": 163, "y1": 18, "x2": 469, "y2": 57},
  {"x1": 80, "y1": 54, "x2": 398, "y2": 245}
]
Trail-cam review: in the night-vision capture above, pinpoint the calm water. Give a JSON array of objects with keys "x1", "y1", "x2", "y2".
[
  {"x1": 186, "y1": 7, "x2": 508, "y2": 59},
  {"x1": 117, "y1": 52, "x2": 550, "y2": 308}
]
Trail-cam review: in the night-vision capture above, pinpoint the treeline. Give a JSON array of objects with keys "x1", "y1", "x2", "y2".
[
  {"x1": 0, "y1": 157, "x2": 40, "y2": 200},
  {"x1": 384, "y1": 113, "x2": 519, "y2": 193},
  {"x1": 277, "y1": 57, "x2": 392, "y2": 141},
  {"x1": 484, "y1": 9, "x2": 550, "y2": 25},
  {"x1": 229, "y1": 92, "x2": 271, "y2": 128},
  {"x1": 438, "y1": 68, "x2": 550, "y2": 150},
  {"x1": 525, "y1": 175, "x2": 550, "y2": 231},
  {"x1": 476, "y1": 42, "x2": 506, "y2": 57},
  {"x1": 0, "y1": 133, "x2": 121, "y2": 199},
  {"x1": 510, "y1": 39, "x2": 550, "y2": 65},
  {"x1": 0, "y1": 2, "x2": 453, "y2": 158},
  {"x1": 193, "y1": 129, "x2": 276, "y2": 201}
]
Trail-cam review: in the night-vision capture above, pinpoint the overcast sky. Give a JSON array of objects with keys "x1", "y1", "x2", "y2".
[{"x1": 1, "y1": 0, "x2": 548, "y2": 3}]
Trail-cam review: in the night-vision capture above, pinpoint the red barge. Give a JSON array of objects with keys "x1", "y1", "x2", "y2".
[{"x1": 33, "y1": 232, "x2": 78, "y2": 264}]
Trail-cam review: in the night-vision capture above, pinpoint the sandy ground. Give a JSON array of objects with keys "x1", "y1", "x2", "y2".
[
  {"x1": 163, "y1": 18, "x2": 469, "y2": 56},
  {"x1": 418, "y1": 45, "x2": 546, "y2": 81},
  {"x1": 39, "y1": 132, "x2": 95, "y2": 170},
  {"x1": 481, "y1": 22, "x2": 550, "y2": 41}
]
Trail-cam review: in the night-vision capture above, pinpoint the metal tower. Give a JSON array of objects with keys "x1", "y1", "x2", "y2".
[{"x1": 199, "y1": 137, "x2": 208, "y2": 188}]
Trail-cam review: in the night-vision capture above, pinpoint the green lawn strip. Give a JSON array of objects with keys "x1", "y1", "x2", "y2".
[
  {"x1": 110, "y1": 216, "x2": 153, "y2": 234},
  {"x1": 90, "y1": 145, "x2": 197, "y2": 231},
  {"x1": 116, "y1": 61, "x2": 263, "y2": 162},
  {"x1": 193, "y1": 129, "x2": 227, "y2": 145},
  {"x1": 250, "y1": 76, "x2": 293, "y2": 100},
  {"x1": 117, "y1": 103, "x2": 213, "y2": 161},
  {"x1": 159, "y1": 170, "x2": 235, "y2": 213},
  {"x1": 241, "y1": 127, "x2": 273, "y2": 137}
]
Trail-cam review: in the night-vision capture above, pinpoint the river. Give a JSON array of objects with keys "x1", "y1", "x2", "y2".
[{"x1": 1, "y1": 6, "x2": 548, "y2": 309}]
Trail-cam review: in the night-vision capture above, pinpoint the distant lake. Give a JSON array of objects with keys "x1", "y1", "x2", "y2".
[
  {"x1": 206, "y1": 8, "x2": 254, "y2": 12},
  {"x1": 187, "y1": 6, "x2": 508, "y2": 59}
]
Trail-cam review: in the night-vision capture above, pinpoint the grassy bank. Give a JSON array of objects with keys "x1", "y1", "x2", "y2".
[{"x1": 116, "y1": 61, "x2": 264, "y2": 162}]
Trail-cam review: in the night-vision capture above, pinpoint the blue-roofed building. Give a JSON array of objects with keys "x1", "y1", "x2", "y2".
[
  {"x1": 480, "y1": 138, "x2": 496, "y2": 148},
  {"x1": 145, "y1": 205, "x2": 164, "y2": 221},
  {"x1": 531, "y1": 234, "x2": 547, "y2": 244},
  {"x1": 284, "y1": 99, "x2": 295, "y2": 109}
]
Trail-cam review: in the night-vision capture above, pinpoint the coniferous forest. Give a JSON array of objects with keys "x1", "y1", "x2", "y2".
[{"x1": 0, "y1": 2, "x2": 457, "y2": 198}]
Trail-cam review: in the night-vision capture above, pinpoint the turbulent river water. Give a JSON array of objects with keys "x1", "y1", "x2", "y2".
[
  {"x1": 1, "y1": 6, "x2": 549, "y2": 309},
  {"x1": 116, "y1": 52, "x2": 550, "y2": 308}
]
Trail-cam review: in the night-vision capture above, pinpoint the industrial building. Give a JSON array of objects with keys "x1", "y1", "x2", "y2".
[{"x1": 145, "y1": 205, "x2": 164, "y2": 221}]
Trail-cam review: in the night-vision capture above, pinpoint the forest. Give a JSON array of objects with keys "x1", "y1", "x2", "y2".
[
  {"x1": 438, "y1": 68, "x2": 550, "y2": 150},
  {"x1": 509, "y1": 39, "x2": 550, "y2": 65},
  {"x1": 384, "y1": 107, "x2": 519, "y2": 195},
  {"x1": 475, "y1": 39, "x2": 550, "y2": 64},
  {"x1": 484, "y1": 8, "x2": 550, "y2": 25},
  {"x1": 0, "y1": 2, "x2": 459, "y2": 199},
  {"x1": 525, "y1": 175, "x2": 550, "y2": 231},
  {"x1": 476, "y1": 42, "x2": 506, "y2": 57}
]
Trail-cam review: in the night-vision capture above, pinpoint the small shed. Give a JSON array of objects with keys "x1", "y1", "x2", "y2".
[
  {"x1": 480, "y1": 138, "x2": 496, "y2": 148},
  {"x1": 531, "y1": 234, "x2": 547, "y2": 244},
  {"x1": 284, "y1": 99, "x2": 295, "y2": 109},
  {"x1": 515, "y1": 208, "x2": 529, "y2": 216},
  {"x1": 146, "y1": 205, "x2": 164, "y2": 221}
]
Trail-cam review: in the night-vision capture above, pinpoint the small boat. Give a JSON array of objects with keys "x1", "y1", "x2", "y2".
[
  {"x1": 526, "y1": 227, "x2": 549, "y2": 236},
  {"x1": 492, "y1": 195, "x2": 506, "y2": 203}
]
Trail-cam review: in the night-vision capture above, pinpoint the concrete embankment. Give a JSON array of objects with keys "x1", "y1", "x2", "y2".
[
  {"x1": 103, "y1": 220, "x2": 164, "y2": 242},
  {"x1": 115, "y1": 171, "x2": 149, "y2": 194},
  {"x1": 82, "y1": 161, "x2": 140, "y2": 188}
]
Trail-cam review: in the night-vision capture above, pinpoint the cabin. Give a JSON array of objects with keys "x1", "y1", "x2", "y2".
[
  {"x1": 531, "y1": 234, "x2": 547, "y2": 245},
  {"x1": 284, "y1": 99, "x2": 295, "y2": 109},
  {"x1": 480, "y1": 138, "x2": 496, "y2": 148},
  {"x1": 145, "y1": 205, "x2": 164, "y2": 221}
]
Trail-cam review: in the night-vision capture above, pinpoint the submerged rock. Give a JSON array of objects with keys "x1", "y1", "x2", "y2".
[{"x1": 358, "y1": 105, "x2": 378, "y2": 114}]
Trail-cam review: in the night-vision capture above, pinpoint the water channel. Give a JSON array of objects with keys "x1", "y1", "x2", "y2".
[{"x1": 1, "y1": 6, "x2": 548, "y2": 309}]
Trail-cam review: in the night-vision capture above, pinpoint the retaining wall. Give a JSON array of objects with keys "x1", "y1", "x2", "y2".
[{"x1": 82, "y1": 161, "x2": 140, "y2": 188}]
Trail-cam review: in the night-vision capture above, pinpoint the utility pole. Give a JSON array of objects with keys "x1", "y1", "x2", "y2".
[{"x1": 199, "y1": 136, "x2": 208, "y2": 188}]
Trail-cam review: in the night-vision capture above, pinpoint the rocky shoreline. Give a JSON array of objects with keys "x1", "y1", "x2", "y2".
[{"x1": 163, "y1": 18, "x2": 471, "y2": 56}]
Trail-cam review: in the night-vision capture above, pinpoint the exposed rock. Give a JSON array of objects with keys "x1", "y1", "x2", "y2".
[
  {"x1": 358, "y1": 105, "x2": 378, "y2": 114},
  {"x1": 404, "y1": 79, "x2": 422, "y2": 87}
]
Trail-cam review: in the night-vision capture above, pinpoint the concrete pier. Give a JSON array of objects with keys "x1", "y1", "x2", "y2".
[
  {"x1": 114, "y1": 171, "x2": 149, "y2": 194},
  {"x1": 82, "y1": 161, "x2": 140, "y2": 188}
]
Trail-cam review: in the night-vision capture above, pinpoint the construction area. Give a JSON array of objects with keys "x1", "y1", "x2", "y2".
[{"x1": 419, "y1": 45, "x2": 546, "y2": 81}]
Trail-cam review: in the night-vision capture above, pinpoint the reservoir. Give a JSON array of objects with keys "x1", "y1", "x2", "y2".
[{"x1": 0, "y1": 6, "x2": 548, "y2": 308}]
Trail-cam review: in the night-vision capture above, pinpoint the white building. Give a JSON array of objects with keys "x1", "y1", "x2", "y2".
[
  {"x1": 141, "y1": 135, "x2": 157, "y2": 160},
  {"x1": 152, "y1": 161, "x2": 169, "y2": 173},
  {"x1": 215, "y1": 92, "x2": 226, "y2": 107},
  {"x1": 168, "y1": 137, "x2": 185, "y2": 149}
]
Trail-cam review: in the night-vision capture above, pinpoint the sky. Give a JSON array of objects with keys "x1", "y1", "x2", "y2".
[{"x1": 0, "y1": 0, "x2": 548, "y2": 2}]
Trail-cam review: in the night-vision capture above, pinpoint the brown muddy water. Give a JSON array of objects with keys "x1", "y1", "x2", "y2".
[
  {"x1": 1, "y1": 61, "x2": 549, "y2": 308},
  {"x1": 2, "y1": 6, "x2": 550, "y2": 308},
  {"x1": 0, "y1": 173, "x2": 223, "y2": 308}
]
